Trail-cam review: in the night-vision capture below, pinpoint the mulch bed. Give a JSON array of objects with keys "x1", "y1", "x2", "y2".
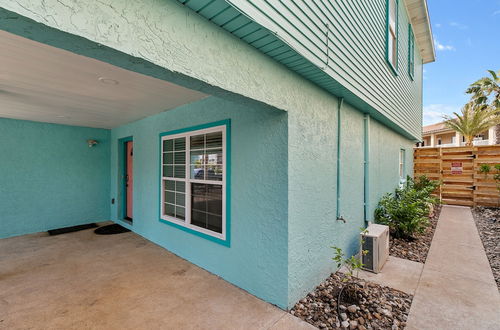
[
  {"x1": 388, "y1": 205, "x2": 442, "y2": 263},
  {"x1": 291, "y1": 273, "x2": 412, "y2": 330},
  {"x1": 472, "y1": 207, "x2": 500, "y2": 290}
]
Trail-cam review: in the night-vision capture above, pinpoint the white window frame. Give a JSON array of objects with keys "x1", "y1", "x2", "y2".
[
  {"x1": 408, "y1": 24, "x2": 415, "y2": 79},
  {"x1": 387, "y1": 0, "x2": 399, "y2": 72},
  {"x1": 399, "y1": 148, "x2": 405, "y2": 180},
  {"x1": 160, "y1": 125, "x2": 226, "y2": 241}
]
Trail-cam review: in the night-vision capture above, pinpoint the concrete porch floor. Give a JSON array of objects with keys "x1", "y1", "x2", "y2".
[{"x1": 0, "y1": 226, "x2": 314, "y2": 330}]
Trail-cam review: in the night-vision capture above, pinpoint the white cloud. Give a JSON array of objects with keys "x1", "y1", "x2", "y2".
[
  {"x1": 435, "y1": 23, "x2": 442, "y2": 28},
  {"x1": 493, "y1": 10, "x2": 500, "y2": 16},
  {"x1": 449, "y1": 22, "x2": 468, "y2": 30},
  {"x1": 434, "y1": 39, "x2": 455, "y2": 51},
  {"x1": 423, "y1": 104, "x2": 460, "y2": 125}
]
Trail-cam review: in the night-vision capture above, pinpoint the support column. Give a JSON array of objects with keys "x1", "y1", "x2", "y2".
[
  {"x1": 455, "y1": 132, "x2": 461, "y2": 146},
  {"x1": 430, "y1": 133, "x2": 436, "y2": 147},
  {"x1": 488, "y1": 126, "x2": 496, "y2": 145}
]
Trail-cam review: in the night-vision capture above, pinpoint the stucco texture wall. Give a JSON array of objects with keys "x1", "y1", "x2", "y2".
[
  {"x1": 368, "y1": 118, "x2": 415, "y2": 220},
  {"x1": 287, "y1": 100, "x2": 367, "y2": 307},
  {"x1": 0, "y1": 118, "x2": 110, "y2": 238},
  {"x1": 109, "y1": 96, "x2": 289, "y2": 308}
]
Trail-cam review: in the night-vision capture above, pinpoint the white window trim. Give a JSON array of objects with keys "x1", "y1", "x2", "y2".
[
  {"x1": 399, "y1": 148, "x2": 405, "y2": 180},
  {"x1": 160, "y1": 125, "x2": 226, "y2": 241},
  {"x1": 387, "y1": 0, "x2": 399, "y2": 72}
]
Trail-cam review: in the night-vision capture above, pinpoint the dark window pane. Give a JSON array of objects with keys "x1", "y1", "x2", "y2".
[
  {"x1": 176, "y1": 193, "x2": 185, "y2": 206},
  {"x1": 191, "y1": 210, "x2": 206, "y2": 229},
  {"x1": 176, "y1": 207, "x2": 185, "y2": 220},
  {"x1": 165, "y1": 191, "x2": 175, "y2": 204},
  {"x1": 174, "y1": 152, "x2": 185, "y2": 165},
  {"x1": 207, "y1": 215, "x2": 222, "y2": 233},
  {"x1": 191, "y1": 196, "x2": 207, "y2": 212},
  {"x1": 165, "y1": 180, "x2": 175, "y2": 191},
  {"x1": 206, "y1": 185, "x2": 223, "y2": 215},
  {"x1": 163, "y1": 165, "x2": 173, "y2": 177},
  {"x1": 206, "y1": 132, "x2": 222, "y2": 148},
  {"x1": 174, "y1": 165, "x2": 185, "y2": 178},
  {"x1": 164, "y1": 203, "x2": 175, "y2": 217},
  {"x1": 163, "y1": 139, "x2": 173, "y2": 152},
  {"x1": 175, "y1": 181, "x2": 185, "y2": 192},
  {"x1": 174, "y1": 138, "x2": 185, "y2": 151},
  {"x1": 163, "y1": 152, "x2": 173, "y2": 165},
  {"x1": 190, "y1": 134, "x2": 204, "y2": 150}
]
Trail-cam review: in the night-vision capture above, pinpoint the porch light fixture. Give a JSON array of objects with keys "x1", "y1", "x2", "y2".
[
  {"x1": 98, "y1": 77, "x2": 119, "y2": 85},
  {"x1": 87, "y1": 139, "x2": 99, "y2": 148}
]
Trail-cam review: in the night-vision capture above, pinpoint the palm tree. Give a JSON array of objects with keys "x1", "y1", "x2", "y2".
[
  {"x1": 443, "y1": 103, "x2": 500, "y2": 146},
  {"x1": 466, "y1": 70, "x2": 500, "y2": 143}
]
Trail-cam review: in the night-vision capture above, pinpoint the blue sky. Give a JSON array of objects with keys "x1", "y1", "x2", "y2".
[{"x1": 422, "y1": 0, "x2": 500, "y2": 125}]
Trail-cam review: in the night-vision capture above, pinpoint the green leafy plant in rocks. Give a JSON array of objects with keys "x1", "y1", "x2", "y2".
[{"x1": 374, "y1": 175, "x2": 440, "y2": 239}]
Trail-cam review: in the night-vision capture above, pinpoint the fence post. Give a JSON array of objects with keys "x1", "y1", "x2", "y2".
[
  {"x1": 439, "y1": 147, "x2": 443, "y2": 202},
  {"x1": 472, "y1": 146, "x2": 477, "y2": 207}
]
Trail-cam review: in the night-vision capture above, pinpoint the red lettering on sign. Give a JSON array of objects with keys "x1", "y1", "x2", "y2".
[{"x1": 451, "y1": 162, "x2": 463, "y2": 174}]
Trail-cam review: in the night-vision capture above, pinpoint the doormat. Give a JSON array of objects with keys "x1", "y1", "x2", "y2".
[
  {"x1": 48, "y1": 223, "x2": 98, "y2": 236},
  {"x1": 94, "y1": 224, "x2": 131, "y2": 235}
]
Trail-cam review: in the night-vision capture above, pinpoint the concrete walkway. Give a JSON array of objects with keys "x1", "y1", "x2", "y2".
[
  {"x1": 406, "y1": 205, "x2": 500, "y2": 330},
  {"x1": 0, "y1": 226, "x2": 314, "y2": 330}
]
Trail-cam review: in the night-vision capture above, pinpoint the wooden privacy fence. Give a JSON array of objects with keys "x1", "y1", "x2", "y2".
[{"x1": 414, "y1": 145, "x2": 500, "y2": 207}]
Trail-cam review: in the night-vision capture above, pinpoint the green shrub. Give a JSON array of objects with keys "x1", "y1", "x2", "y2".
[{"x1": 375, "y1": 175, "x2": 439, "y2": 239}]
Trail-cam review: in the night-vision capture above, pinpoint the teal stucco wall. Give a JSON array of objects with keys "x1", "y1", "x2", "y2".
[
  {"x1": 109, "y1": 96, "x2": 289, "y2": 308},
  {"x1": 287, "y1": 100, "x2": 367, "y2": 307},
  {"x1": 0, "y1": 118, "x2": 110, "y2": 238},
  {"x1": 368, "y1": 118, "x2": 415, "y2": 219}
]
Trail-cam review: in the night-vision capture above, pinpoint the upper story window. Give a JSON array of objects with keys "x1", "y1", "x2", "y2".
[
  {"x1": 386, "y1": 0, "x2": 399, "y2": 73},
  {"x1": 160, "y1": 122, "x2": 228, "y2": 244},
  {"x1": 408, "y1": 24, "x2": 415, "y2": 80}
]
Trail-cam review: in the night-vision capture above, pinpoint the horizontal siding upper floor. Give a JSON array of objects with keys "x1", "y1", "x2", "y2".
[{"x1": 188, "y1": 0, "x2": 425, "y2": 139}]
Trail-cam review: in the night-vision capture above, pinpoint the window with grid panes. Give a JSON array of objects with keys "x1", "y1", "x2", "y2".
[{"x1": 160, "y1": 125, "x2": 226, "y2": 239}]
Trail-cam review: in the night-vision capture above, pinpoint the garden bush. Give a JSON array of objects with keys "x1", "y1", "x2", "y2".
[{"x1": 375, "y1": 175, "x2": 440, "y2": 239}]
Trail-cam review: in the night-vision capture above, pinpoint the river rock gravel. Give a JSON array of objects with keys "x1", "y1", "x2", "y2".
[
  {"x1": 472, "y1": 206, "x2": 500, "y2": 290},
  {"x1": 290, "y1": 273, "x2": 413, "y2": 329},
  {"x1": 388, "y1": 205, "x2": 441, "y2": 263}
]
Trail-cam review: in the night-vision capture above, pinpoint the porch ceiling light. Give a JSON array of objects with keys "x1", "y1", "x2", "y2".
[
  {"x1": 98, "y1": 77, "x2": 119, "y2": 85},
  {"x1": 87, "y1": 139, "x2": 99, "y2": 148}
]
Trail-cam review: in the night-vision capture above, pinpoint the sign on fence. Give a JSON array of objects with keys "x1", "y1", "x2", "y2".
[{"x1": 451, "y1": 162, "x2": 463, "y2": 175}]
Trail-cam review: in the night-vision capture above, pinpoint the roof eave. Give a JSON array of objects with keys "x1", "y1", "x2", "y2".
[{"x1": 404, "y1": 0, "x2": 435, "y2": 64}]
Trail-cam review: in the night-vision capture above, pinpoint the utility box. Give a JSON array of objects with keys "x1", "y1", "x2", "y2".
[{"x1": 361, "y1": 224, "x2": 389, "y2": 273}]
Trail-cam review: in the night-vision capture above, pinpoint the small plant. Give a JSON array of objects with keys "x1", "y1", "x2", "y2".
[
  {"x1": 479, "y1": 164, "x2": 491, "y2": 177},
  {"x1": 374, "y1": 175, "x2": 439, "y2": 239},
  {"x1": 332, "y1": 229, "x2": 369, "y2": 307},
  {"x1": 493, "y1": 165, "x2": 500, "y2": 203}
]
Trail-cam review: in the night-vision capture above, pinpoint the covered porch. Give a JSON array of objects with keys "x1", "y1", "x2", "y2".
[{"x1": 0, "y1": 225, "x2": 312, "y2": 329}]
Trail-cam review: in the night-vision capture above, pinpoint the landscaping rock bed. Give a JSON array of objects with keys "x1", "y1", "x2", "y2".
[
  {"x1": 472, "y1": 206, "x2": 500, "y2": 290},
  {"x1": 388, "y1": 205, "x2": 441, "y2": 263},
  {"x1": 291, "y1": 273, "x2": 412, "y2": 330}
]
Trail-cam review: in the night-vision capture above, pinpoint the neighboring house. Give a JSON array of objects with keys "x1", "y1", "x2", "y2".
[
  {"x1": 417, "y1": 122, "x2": 497, "y2": 147},
  {"x1": 0, "y1": 0, "x2": 434, "y2": 309}
]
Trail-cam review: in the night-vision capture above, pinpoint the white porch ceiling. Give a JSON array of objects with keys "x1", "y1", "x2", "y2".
[{"x1": 0, "y1": 30, "x2": 207, "y2": 129}]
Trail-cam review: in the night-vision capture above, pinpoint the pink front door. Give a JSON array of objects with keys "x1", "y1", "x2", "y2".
[{"x1": 125, "y1": 141, "x2": 133, "y2": 220}]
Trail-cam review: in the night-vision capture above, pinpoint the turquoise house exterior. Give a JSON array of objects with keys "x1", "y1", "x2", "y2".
[{"x1": 0, "y1": 0, "x2": 434, "y2": 309}]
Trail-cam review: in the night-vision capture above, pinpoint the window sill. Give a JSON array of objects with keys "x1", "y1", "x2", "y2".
[
  {"x1": 159, "y1": 217, "x2": 230, "y2": 247},
  {"x1": 386, "y1": 59, "x2": 399, "y2": 76}
]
